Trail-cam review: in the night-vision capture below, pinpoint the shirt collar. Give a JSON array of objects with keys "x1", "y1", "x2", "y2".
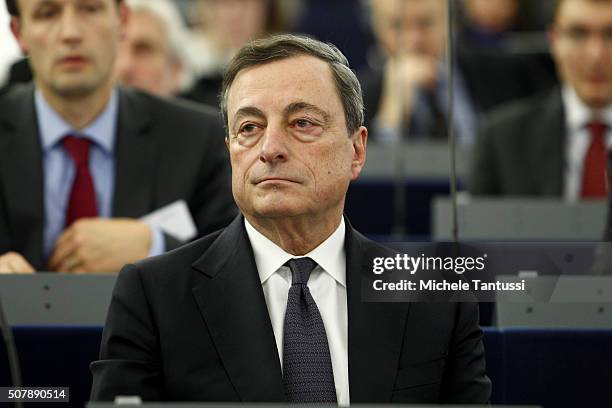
[
  {"x1": 562, "y1": 85, "x2": 612, "y2": 131},
  {"x1": 244, "y1": 217, "x2": 346, "y2": 287},
  {"x1": 34, "y1": 87, "x2": 119, "y2": 153}
]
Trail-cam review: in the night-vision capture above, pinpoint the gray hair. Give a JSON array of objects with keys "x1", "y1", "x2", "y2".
[
  {"x1": 220, "y1": 34, "x2": 364, "y2": 135},
  {"x1": 126, "y1": 0, "x2": 195, "y2": 90}
]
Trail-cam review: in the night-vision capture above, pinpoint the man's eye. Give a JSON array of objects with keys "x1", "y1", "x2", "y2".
[
  {"x1": 604, "y1": 28, "x2": 612, "y2": 41},
  {"x1": 293, "y1": 119, "x2": 314, "y2": 129},
  {"x1": 134, "y1": 42, "x2": 155, "y2": 56},
  {"x1": 81, "y1": 2, "x2": 103, "y2": 13},
  {"x1": 565, "y1": 28, "x2": 588, "y2": 41},
  {"x1": 239, "y1": 123, "x2": 259, "y2": 135},
  {"x1": 35, "y1": 7, "x2": 58, "y2": 19}
]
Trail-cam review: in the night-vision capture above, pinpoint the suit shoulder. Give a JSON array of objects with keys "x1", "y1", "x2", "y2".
[
  {"x1": 349, "y1": 223, "x2": 397, "y2": 258},
  {"x1": 119, "y1": 87, "x2": 226, "y2": 148},
  {"x1": 0, "y1": 82, "x2": 31, "y2": 99},
  {"x1": 484, "y1": 88, "x2": 560, "y2": 131},
  {"x1": 120, "y1": 87, "x2": 222, "y2": 125},
  {"x1": 0, "y1": 83, "x2": 31, "y2": 116},
  {"x1": 130, "y1": 228, "x2": 225, "y2": 279}
]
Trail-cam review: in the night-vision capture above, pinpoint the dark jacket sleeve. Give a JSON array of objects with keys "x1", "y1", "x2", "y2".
[
  {"x1": 440, "y1": 302, "x2": 492, "y2": 403},
  {"x1": 90, "y1": 264, "x2": 163, "y2": 401},
  {"x1": 470, "y1": 115, "x2": 502, "y2": 196},
  {"x1": 188, "y1": 111, "x2": 237, "y2": 238},
  {"x1": 159, "y1": 104, "x2": 236, "y2": 251}
]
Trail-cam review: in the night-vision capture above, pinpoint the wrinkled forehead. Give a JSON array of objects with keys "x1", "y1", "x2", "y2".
[
  {"x1": 226, "y1": 55, "x2": 342, "y2": 120},
  {"x1": 126, "y1": 9, "x2": 167, "y2": 39}
]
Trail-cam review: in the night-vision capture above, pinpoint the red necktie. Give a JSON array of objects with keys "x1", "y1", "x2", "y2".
[
  {"x1": 63, "y1": 136, "x2": 98, "y2": 226},
  {"x1": 581, "y1": 122, "x2": 609, "y2": 199}
]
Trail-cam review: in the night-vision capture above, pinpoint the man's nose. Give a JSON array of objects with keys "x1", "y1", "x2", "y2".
[
  {"x1": 259, "y1": 123, "x2": 289, "y2": 164},
  {"x1": 400, "y1": 25, "x2": 428, "y2": 53},
  {"x1": 59, "y1": 7, "x2": 84, "y2": 45}
]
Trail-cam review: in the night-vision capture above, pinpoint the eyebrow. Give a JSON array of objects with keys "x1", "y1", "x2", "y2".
[
  {"x1": 33, "y1": 0, "x2": 57, "y2": 8},
  {"x1": 283, "y1": 102, "x2": 331, "y2": 123},
  {"x1": 232, "y1": 106, "x2": 266, "y2": 128}
]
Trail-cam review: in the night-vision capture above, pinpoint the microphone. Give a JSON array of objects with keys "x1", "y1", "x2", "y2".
[{"x1": 0, "y1": 295, "x2": 24, "y2": 408}]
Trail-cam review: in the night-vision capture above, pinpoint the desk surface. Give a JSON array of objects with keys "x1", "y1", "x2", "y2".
[
  {"x1": 0, "y1": 273, "x2": 116, "y2": 325},
  {"x1": 360, "y1": 142, "x2": 469, "y2": 180},
  {"x1": 433, "y1": 197, "x2": 608, "y2": 240}
]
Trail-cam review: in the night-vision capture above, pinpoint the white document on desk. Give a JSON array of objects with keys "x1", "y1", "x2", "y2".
[{"x1": 140, "y1": 200, "x2": 197, "y2": 242}]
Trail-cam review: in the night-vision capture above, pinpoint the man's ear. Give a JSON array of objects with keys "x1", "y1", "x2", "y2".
[
  {"x1": 10, "y1": 17, "x2": 29, "y2": 55},
  {"x1": 350, "y1": 126, "x2": 368, "y2": 181}
]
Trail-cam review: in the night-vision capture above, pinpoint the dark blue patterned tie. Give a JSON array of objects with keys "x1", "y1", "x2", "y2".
[{"x1": 283, "y1": 257, "x2": 337, "y2": 403}]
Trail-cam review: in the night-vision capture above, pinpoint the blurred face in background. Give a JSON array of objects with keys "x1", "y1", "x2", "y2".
[
  {"x1": 463, "y1": 0, "x2": 520, "y2": 33},
  {"x1": 114, "y1": 9, "x2": 182, "y2": 96},
  {"x1": 550, "y1": 0, "x2": 612, "y2": 108},
  {"x1": 198, "y1": 0, "x2": 269, "y2": 50},
  {"x1": 11, "y1": 0, "x2": 126, "y2": 98},
  {"x1": 370, "y1": 0, "x2": 447, "y2": 59}
]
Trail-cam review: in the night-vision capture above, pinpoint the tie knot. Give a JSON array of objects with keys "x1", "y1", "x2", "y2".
[
  {"x1": 63, "y1": 135, "x2": 91, "y2": 167},
  {"x1": 286, "y1": 257, "x2": 317, "y2": 285},
  {"x1": 586, "y1": 121, "x2": 608, "y2": 138}
]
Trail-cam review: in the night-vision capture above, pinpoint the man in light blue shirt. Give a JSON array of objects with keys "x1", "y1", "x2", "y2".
[
  {"x1": 0, "y1": 0, "x2": 235, "y2": 273},
  {"x1": 35, "y1": 87, "x2": 165, "y2": 269}
]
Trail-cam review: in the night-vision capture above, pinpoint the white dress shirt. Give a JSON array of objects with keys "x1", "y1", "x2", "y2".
[
  {"x1": 562, "y1": 86, "x2": 612, "y2": 202},
  {"x1": 244, "y1": 218, "x2": 349, "y2": 406}
]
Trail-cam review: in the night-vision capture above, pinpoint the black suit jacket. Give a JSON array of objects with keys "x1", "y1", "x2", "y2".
[
  {"x1": 470, "y1": 87, "x2": 565, "y2": 196},
  {"x1": 90, "y1": 215, "x2": 491, "y2": 403},
  {"x1": 0, "y1": 83, "x2": 236, "y2": 270}
]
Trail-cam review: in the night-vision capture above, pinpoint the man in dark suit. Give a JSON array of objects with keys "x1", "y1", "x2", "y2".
[
  {"x1": 0, "y1": 0, "x2": 235, "y2": 273},
  {"x1": 91, "y1": 34, "x2": 491, "y2": 404},
  {"x1": 359, "y1": 0, "x2": 555, "y2": 146},
  {"x1": 471, "y1": 0, "x2": 612, "y2": 200}
]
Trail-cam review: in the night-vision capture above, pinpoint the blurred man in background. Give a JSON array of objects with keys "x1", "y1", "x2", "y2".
[
  {"x1": 0, "y1": 0, "x2": 235, "y2": 273},
  {"x1": 114, "y1": 0, "x2": 194, "y2": 96},
  {"x1": 361, "y1": 0, "x2": 478, "y2": 146},
  {"x1": 471, "y1": 0, "x2": 612, "y2": 200},
  {"x1": 360, "y1": 0, "x2": 552, "y2": 147}
]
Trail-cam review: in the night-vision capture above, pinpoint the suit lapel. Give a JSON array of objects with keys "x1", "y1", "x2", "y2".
[
  {"x1": 526, "y1": 88, "x2": 565, "y2": 195},
  {"x1": 191, "y1": 216, "x2": 285, "y2": 402},
  {"x1": 0, "y1": 84, "x2": 45, "y2": 269},
  {"x1": 345, "y1": 221, "x2": 410, "y2": 403},
  {"x1": 112, "y1": 88, "x2": 157, "y2": 217}
]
